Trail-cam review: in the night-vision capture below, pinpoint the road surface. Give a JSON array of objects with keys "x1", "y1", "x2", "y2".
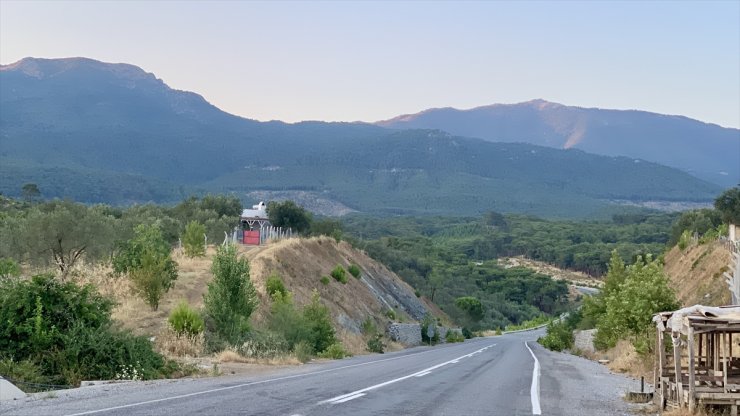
[{"x1": 1, "y1": 331, "x2": 639, "y2": 416}]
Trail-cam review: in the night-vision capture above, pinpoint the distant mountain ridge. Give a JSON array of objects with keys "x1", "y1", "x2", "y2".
[
  {"x1": 0, "y1": 57, "x2": 723, "y2": 218},
  {"x1": 377, "y1": 99, "x2": 740, "y2": 187}
]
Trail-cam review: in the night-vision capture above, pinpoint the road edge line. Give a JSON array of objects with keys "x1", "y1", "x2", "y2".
[{"x1": 524, "y1": 341, "x2": 542, "y2": 415}]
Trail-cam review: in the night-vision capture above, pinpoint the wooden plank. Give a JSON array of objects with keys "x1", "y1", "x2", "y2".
[{"x1": 689, "y1": 326, "x2": 696, "y2": 411}]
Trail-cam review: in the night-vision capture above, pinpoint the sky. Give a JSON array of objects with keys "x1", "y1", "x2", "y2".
[{"x1": 1, "y1": 1, "x2": 739, "y2": 128}]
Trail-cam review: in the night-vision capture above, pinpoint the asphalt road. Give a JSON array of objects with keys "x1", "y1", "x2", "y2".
[{"x1": 1, "y1": 331, "x2": 639, "y2": 416}]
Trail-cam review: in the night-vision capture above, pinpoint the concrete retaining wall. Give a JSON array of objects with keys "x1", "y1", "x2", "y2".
[{"x1": 388, "y1": 323, "x2": 422, "y2": 346}]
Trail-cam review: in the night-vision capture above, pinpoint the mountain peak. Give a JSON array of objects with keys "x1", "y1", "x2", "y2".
[{"x1": 1, "y1": 57, "x2": 156, "y2": 82}]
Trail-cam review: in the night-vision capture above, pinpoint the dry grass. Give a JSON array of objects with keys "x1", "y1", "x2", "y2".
[
  {"x1": 591, "y1": 340, "x2": 654, "y2": 381},
  {"x1": 662, "y1": 406, "x2": 722, "y2": 416},
  {"x1": 215, "y1": 349, "x2": 301, "y2": 366},
  {"x1": 155, "y1": 327, "x2": 205, "y2": 358},
  {"x1": 664, "y1": 242, "x2": 731, "y2": 306}
]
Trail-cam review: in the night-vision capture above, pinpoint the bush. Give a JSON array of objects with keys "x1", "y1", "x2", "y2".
[
  {"x1": 168, "y1": 301, "x2": 204, "y2": 337},
  {"x1": 385, "y1": 309, "x2": 397, "y2": 320},
  {"x1": 266, "y1": 274, "x2": 288, "y2": 298},
  {"x1": 445, "y1": 330, "x2": 465, "y2": 343},
  {"x1": 293, "y1": 341, "x2": 314, "y2": 363},
  {"x1": 0, "y1": 258, "x2": 20, "y2": 279},
  {"x1": 330, "y1": 265, "x2": 347, "y2": 284},
  {"x1": 114, "y1": 224, "x2": 178, "y2": 311},
  {"x1": 237, "y1": 331, "x2": 290, "y2": 359},
  {"x1": 203, "y1": 245, "x2": 258, "y2": 345},
  {"x1": 348, "y1": 264, "x2": 361, "y2": 278},
  {"x1": 318, "y1": 343, "x2": 350, "y2": 359},
  {"x1": 366, "y1": 334, "x2": 385, "y2": 353},
  {"x1": 303, "y1": 291, "x2": 337, "y2": 353},
  {"x1": 461, "y1": 327, "x2": 474, "y2": 339},
  {"x1": 0, "y1": 358, "x2": 47, "y2": 392},
  {"x1": 320, "y1": 276, "x2": 330, "y2": 285},
  {"x1": 538, "y1": 320, "x2": 574, "y2": 352},
  {"x1": 182, "y1": 221, "x2": 206, "y2": 257},
  {"x1": 0, "y1": 273, "x2": 168, "y2": 387},
  {"x1": 268, "y1": 290, "x2": 336, "y2": 355},
  {"x1": 361, "y1": 317, "x2": 377, "y2": 335}
]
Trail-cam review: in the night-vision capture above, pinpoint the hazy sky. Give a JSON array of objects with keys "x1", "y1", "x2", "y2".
[{"x1": 1, "y1": 1, "x2": 739, "y2": 128}]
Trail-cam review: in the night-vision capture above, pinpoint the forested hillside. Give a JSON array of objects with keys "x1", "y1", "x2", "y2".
[
  {"x1": 378, "y1": 99, "x2": 740, "y2": 187},
  {"x1": 0, "y1": 57, "x2": 721, "y2": 218},
  {"x1": 341, "y1": 211, "x2": 676, "y2": 328}
]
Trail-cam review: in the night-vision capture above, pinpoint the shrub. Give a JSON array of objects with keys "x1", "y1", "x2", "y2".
[
  {"x1": 303, "y1": 291, "x2": 337, "y2": 353},
  {"x1": 538, "y1": 320, "x2": 574, "y2": 352},
  {"x1": 114, "y1": 224, "x2": 178, "y2": 311},
  {"x1": 385, "y1": 309, "x2": 397, "y2": 320},
  {"x1": 268, "y1": 290, "x2": 336, "y2": 354},
  {"x1": 266, "y1": 274, "x2": 288, "y2": 298},
  {"x1": 445, "y1": 330, "x2": 465, "y2": 343},
  {"x1": 0, "y1": 258, "x2": 21, "y2": 279},
  {"x1": 348, "y1": 264, "x2": 361, "y2": 278},
  {"x1": 182, "y1": 221, "x2": 206, "y2": 257},
  {"x1": 0, "y1": 358, "x2": 47, "y2": 392},
  {"x1": 366, "y1": 334, "x2": 385, "y2": 353},
  {"x1": 203, "y1": 244, "x2": 258, "y2": 345},
  {"x1": 330, "y1": 265, "x2": 347, "y2": 284},
  {"x1": 320, "y1": 276, "x2": 330, "y2": 285},
  {"x1": 237, "y1": 331, "x2": 290, "y2": 359},
  {"x1": 168, "y1": 301, "x2": 204, "y2": 337},
  {"x1": 461, "y1": 327, "x2": 474, "y2": 339},
  {"x1": 293, "y1": 341, "x2": 314, "y2": 363},
  {"x1": 361, "y1": 317, "x2": 377, "y2": 335},
  {"x1": 318, "y1": 343, "x2": 350, "y2": 359}
]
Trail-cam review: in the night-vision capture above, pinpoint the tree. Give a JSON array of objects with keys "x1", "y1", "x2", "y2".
[
  {"x1": 593, "y1": 255, "x2": 679, "y2": 353},
  {"x1": 715, "y1": 187, "x2": 740, "y2": 225},
  {"x1": 267, "y1": 201, "x2": 312, "y2": 233},
  {"x1": 21, "y1": 183, "x2": 40, "y2": 203},
  {"x1": 454, "y1": 296, "x2": 484, "y2": 321},
  {"x1": 19, "y1": 201, "x2": 115, "y2": 277},
  {"x1": 203, "y1": 244, "x2": 258, "y2": 344},
  {"x1": 113, "y1": 224, "x2": 178, "y2": 310},
  {"x1": 182, "y1": 221, "x2": 206, "y2": 257}
]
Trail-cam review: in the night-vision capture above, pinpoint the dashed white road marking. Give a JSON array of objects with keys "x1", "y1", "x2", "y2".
[
  {"x1": 330, "y1": 393, "x2": 366, "y2": 403},
  {"x1": 62, "y1": 344, "x2": 456, "y2": 416},
  {"x1": 320, "y1": 344, "x2": 495, "y2": 405},
  {"x1": 524, "y1": 342, "x2": 542, "y2": 415}
]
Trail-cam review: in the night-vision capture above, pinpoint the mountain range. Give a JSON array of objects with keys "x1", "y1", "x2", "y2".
[
  {"x1": 378, "y1": 100, "x2": 739, "y2": 187},
  {"x1": 0, "y1": 57, "x2": 729, "y2": 218}
]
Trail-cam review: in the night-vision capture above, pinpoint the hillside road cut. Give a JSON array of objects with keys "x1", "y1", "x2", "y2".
[{"x1": 1, "y1": 330, "x2": 640, "y2": 416}]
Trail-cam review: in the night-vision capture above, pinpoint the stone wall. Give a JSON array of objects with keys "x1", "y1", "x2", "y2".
[{"x1": 388, "y1": 323, "x2": 422, "y2": 346}]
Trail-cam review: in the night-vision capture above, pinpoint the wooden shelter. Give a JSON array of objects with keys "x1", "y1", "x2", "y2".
[{"x1": 654, "y1": 305, "x2": 740, "y2": 414}]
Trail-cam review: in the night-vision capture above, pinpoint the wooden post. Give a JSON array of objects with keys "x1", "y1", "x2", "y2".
[
  {"x1": 674, "y1": 334, "x2": 684, "y2": 407},
  {"x1": 688, "y1": 326, "x2": 696, "y2": 411},
  {"x1": 657, "y1": 327, "x2": 666, "y2": 408},
  {"x1": 725, "y1": 332, "x2": 730, "y2": 394},
  {"x1": 715, "y1": 332, "x2": 721, "y2": 373}
]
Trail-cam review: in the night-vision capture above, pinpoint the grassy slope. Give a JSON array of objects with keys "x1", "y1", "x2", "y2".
[{"x1": 72, "y1": 238, "x2": 435, "y2": 356}]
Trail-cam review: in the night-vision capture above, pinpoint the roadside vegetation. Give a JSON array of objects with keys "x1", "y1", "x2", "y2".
[
  {"x1": 0, "y1": 195, "x2": 350, "y2": 391},
  {"x1": 537, "y1": 187, "x2": 739, "y2": 364}
]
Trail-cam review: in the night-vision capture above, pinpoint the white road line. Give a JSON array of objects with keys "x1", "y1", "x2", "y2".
[
  {"x1": 319, "y1": 343, "x2": 496, "y2": 405},
  {"x1": 524, "y1": 342, "x2": 542, "y2": 415},
  {"x1": 413, "y1": 371, "x2": 432, "y2": 377},
  {"x1": 329, "y1": 393, "x2": 366, "y2": 403},
  {"x1": 62, "y1": 345, "x2": 458, "y2": 416}
]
